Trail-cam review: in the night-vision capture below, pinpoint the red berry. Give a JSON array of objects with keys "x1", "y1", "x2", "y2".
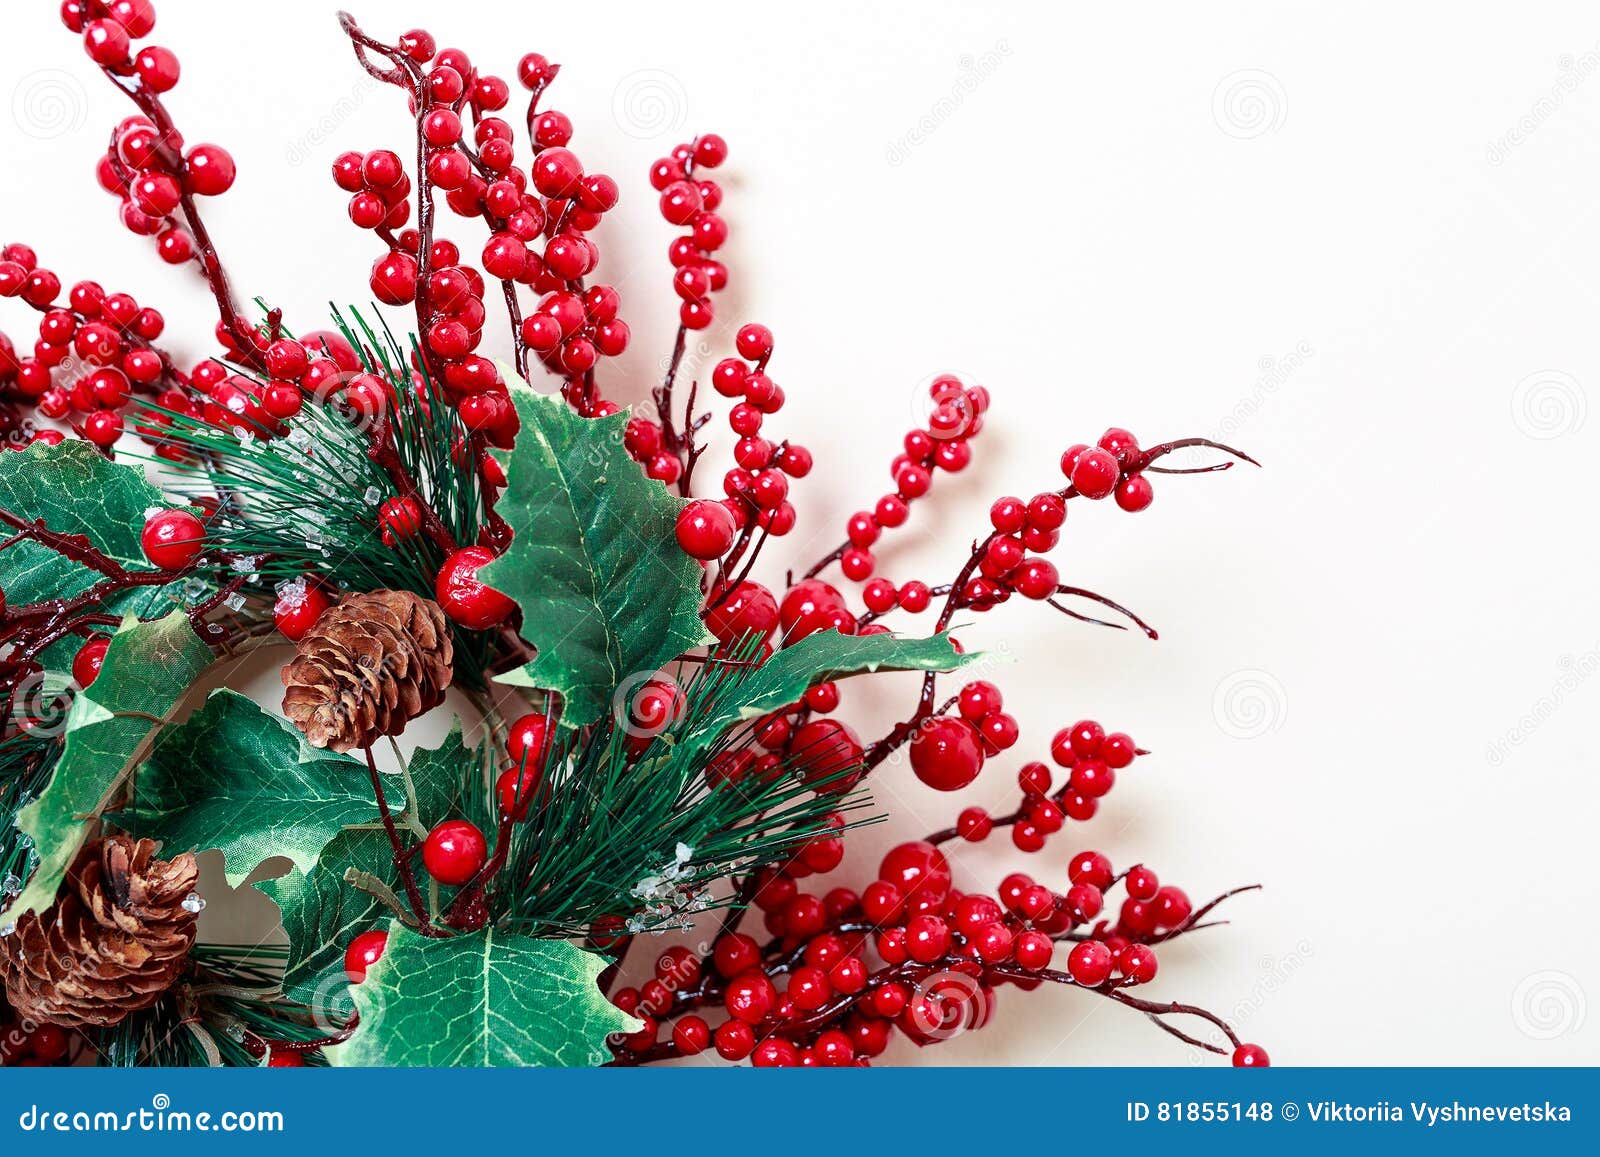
[
  {"x1": 84, "y1": 18, "x2": 131, "y2": 64},
  {"x1": 1126, "y1": 864, "x2": 1159, "y2": 901},
  {"x1": 273, "y1": 579, "x2": 332, "y2": 641},
  {"x1": 703, "y1": 580, "x2": 780, "y2": 644},
  {"x1": 1067, "y1": 940, "x2": 1113, "y2": 986},
  {"x1": 183, "y1": 144, "x2": 235, "y2": 196},
  {"x1": 672, "y1": 1016, "x2": 711, "y2": 1055},
  {"x1": 422, "y1": 819, "x2": 488, "y2": 886},
  {"x1": 1071, "y1": 447, "x2": 1120, "y2": 499},
  {"x1": 877, "y1": 841, "x2": 951, "y2": 905},
  {"x1": 1102, "y1": 731, "x2": 1138, "y2": 768},
  {"x1": 140, "y1": 509, "x2": 205, "y2": 570},
  {"x1": 1115, "y1": 474, "x2": 1154, "y2": 512},
  {"x1": 1068, "y1": 851, "x2": 1114, "y2": 891},
  {"x1": 1119, "y1": 944, "x2": 1159, "y2": 983},
  {"x1": 956, "y1": 807, "x2": 993, "y2": 841},
  {"x1": 787, "y1": 719, "x2": 863, "y2": 793},
  {"x1": 71, "y1": 636, "x2": 111, "y2": 687},
  {"x1": 778, "y1": 579, "x2": 851, "y2": 642},
  {"x1": 344, "y1": 929, "x2": 388, "y2": 982},
  {"x1": 1232, "y1": 1043, "x2": 1270, "y2": 1068},
  {"x1": 435, "y1": 545, "x2": 515, "y2": 630},
  {"x1": 723, "y1": 970, "x2": 775, "y2": 1024},
  {"x1": 713, "y1": 1020, "x2": 754, "y2": 1060},
  {"x1": 909, "y1": 716, "x2": 984, "y2": 791},
  {"x1": 675, "y1": 499, "x2": 736, "y2": 558},
  {"x1": 496, "y1": 765, "x2": 542, "y2": 821},
  {"x1": 713, "y1": 933, "x2": 761, "y2": 979},
  {"x1": 1014, "y1": 930, "x2": 1054, "y2": 970}
]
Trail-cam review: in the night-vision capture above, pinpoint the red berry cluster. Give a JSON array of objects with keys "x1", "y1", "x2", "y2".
[
  {"x1": 654, "y1": 134, "x2": 731, "y2": 331},
  {"x1": 62, "y1": 0, "x2": 236, "y2": 269},
  {"x1": 841, "y1": 375, "x2": 986, "y2": 591},
  {"x1": 1063, "y1": 427, "x2": 1156, "y2": 512},
  {"x1": 603, "y1": 838, "x2": 1269, "y2": 1067},
  {"x1": 0, "y1": 241, "x2": 175, "y2": 452}
]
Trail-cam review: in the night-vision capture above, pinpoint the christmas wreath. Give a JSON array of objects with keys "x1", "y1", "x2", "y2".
[{"x1": 0, "y1": 2, "x2": 1268, "y2": 1069}]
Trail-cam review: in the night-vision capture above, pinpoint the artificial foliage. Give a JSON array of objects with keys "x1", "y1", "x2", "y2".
[{"x1": 0, "y1": 0, "x2": 1271, "y2": 1070}]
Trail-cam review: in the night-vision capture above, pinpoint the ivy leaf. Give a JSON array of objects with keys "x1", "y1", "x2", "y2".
[
  {"x1": 3, "y1": 612, "x2": 212, "y2": 922},
  {"x1": 0, "y1": 440, "x2": 168, "y2": 605},
  {"x1": 117, "y1": 691, "x2": 374, "y2": 885},
  {"x1": 253, "y1": 723, "x2": 484, "y2": 1008},
  {"x1": 482, "y1": 384, "x2": 710, "y2": 727},
  {"x1": 324, "y1": 923, "x2": 638, "y2": 1067},
  {"x1": 677, "y1": 629, "x2": 982, "y2": 768}
]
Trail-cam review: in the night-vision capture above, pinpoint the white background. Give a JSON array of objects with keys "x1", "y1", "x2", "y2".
[{"x1": 3, "y1": 1, "x2": 1598, "y2": 1065}]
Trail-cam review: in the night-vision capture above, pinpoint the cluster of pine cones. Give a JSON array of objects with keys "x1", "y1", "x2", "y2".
[{"x1": 0, "y1": 589, "x2": 456, "y2": 1031}]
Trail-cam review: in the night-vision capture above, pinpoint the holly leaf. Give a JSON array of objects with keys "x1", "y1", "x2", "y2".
[
  {"x1": 677, "y1": 629, "x2": 982, "y2": 768},
  {"x1": 115, "y1": 690, "x2": 380, "y2": 886},
  {"x1": 324, "y1": 923, "x2": 638, "y2": 1067},
  {"x1": 253, "y1": 723, "x2": 483, "y2": 1008},
  {"x1": 0, "y1": 439, "x2": 169, "y2": 605},
  {"x1": 255, "y1": 826, "x2": 394, "y2": 1011},
  {"x1": 3, "y1": 612, "x2": 212, "y2": 922},
  {"x1": 482, "y1": 384, "x2": 710, "y2": 727}
]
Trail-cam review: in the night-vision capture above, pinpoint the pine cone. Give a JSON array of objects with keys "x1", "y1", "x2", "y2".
[
  {"x1": 0, "y1": 835, "x2": 199, "y2": 1028},
  {"x1": 280, "y1": 588, "x2": 454, "y2": 753}
]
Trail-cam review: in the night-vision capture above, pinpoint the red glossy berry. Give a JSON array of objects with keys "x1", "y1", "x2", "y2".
[
  {"x1": 71, "y1": 636, "x2": 111, "y2": 687},
  {"x1": 1126, "y1": 864, "x2": 1159, "y2": 901},
  {"x1": 1232, "y1": 1043, "x2": 1271, "y2": 1068},
  {"x1": 422, "y1": 819, "x2": 488, "y2": 886},
  {"x1": 787, "y1": 719, "x2": 863, "y2": 792},
  {"x1": 84, "y1": 18, "x2": 131, "y2": 64},
  {"x1": 266, "y1": 1049, "x2": 306, "y2": 1068},
  {"x1": 956, "y1": 806, "x2": 993, "y2": 841},
  {"x1": 1014, "y1": 929, "x2": 1054, "y2": 971},
  {"x1": 344, "y1": 929, "x2": 388, "y2": 983},
  {"x1": 183, "y1": 144, "x2": 236, "y2": 196},
  {"x1": 140, "y1": 509, "x2": 205, "y2": 570},
  {"x1": 724, "y1": 970, "x2": 776, "y2": 1024},
  {"x1": 675, "y1": 499, "x2": 736, "y2": 559},
  {"x1": 1115, "y1": 474, "x2": 1154, "y2": 512},
  {"x1": 1071, "y1": 447, "x2": 1120, "y2": 499},
  {"x1": 1068, "y1": 851, "x2": 1114, "y2": 891},
  {"x1": 778, "y1": 579, "x2": 851, "y2": 642},
  {"x1": 909, "y1": 716, "x2": 984, "y2": 791},
  {"x1": 877, "y1": 841, "x2": 951, "y2": 904},
  {"x1": 496, "y1": 766, "x2": 542, "y2": 821},
  {"x1": 1011, "y1": 558, "x2": 1059, "y2": 600},
  {"x1": 135, "y1": 45, "x2": 180, "y2": 92},
  {"x1": 713, "y1": 933, "x2": 761, "y2": 979},
  {"x1": 435, "y1": 545, "x2": 515, "y2": 630},
  {"x1": 713, "y1": 1019, "x2": 754, "y2": 1060},
  {"x1": 1102, "y1": 731, "x2": 1138, "y2": 768},
  {"x1": 672, "y1": 1016, "x2": 711, "y2": 1055},
  {"x1": 1067, "y1": 940, "x2": 1114, "y2": 987},
  {"x1": 273, "y1": 580, "x2": 332, "y2": 641},
  {"x1": 1119, "y1": 944, "x2": 1159, "y2": 983},
  {"x1": 703, "y1": 580, "x2": 780, "y2": 645}
]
